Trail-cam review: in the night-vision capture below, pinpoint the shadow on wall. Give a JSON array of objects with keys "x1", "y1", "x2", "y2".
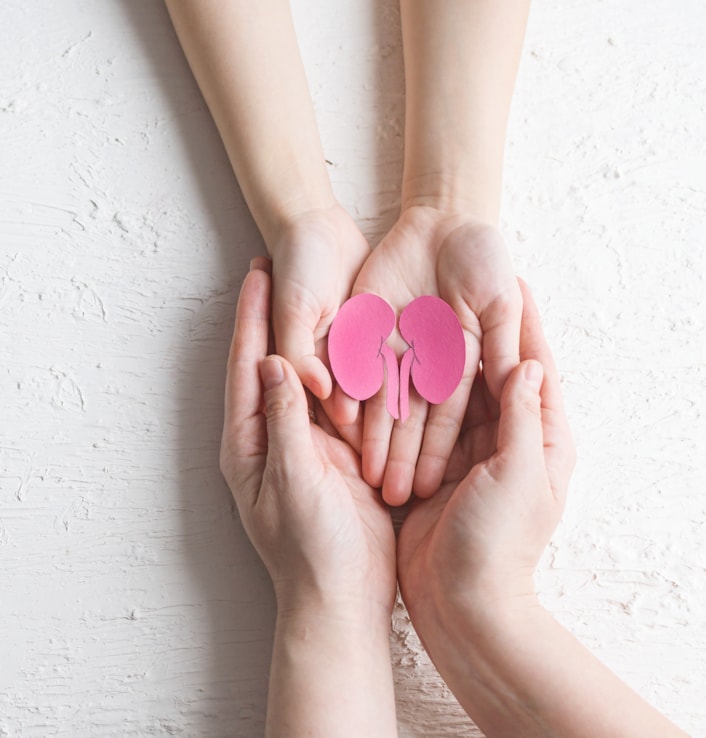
[{"x1": 118, "y1": 1, "x2": 273, "y2": 736}]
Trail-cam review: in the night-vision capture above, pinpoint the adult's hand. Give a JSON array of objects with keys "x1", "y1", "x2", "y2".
[
  {"x1": 395, "y1": 280, "x2": 687, "y2": 738},
  {"x1": 397, "y1": 280, "x2": 573, "y2": 622},
  {"x1": 220, "y1": 259, "x2": 395, "y2": 618},
  {"x1": 220, "y1": 261, "x2": 397, "y2": 737}
]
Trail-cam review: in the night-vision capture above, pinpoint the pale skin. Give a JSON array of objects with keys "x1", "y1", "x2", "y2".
[
  {"x1": 222, "y1": 264, "x2": 688, "y2": 737},
  {"x1": 221, "y1": 259, "x2": 397, "y2": 738},
  {"x1": 166, "y1": 3, "x2": 689, "y2": 733},
  {"x1": 164, "y1": 0, "x2": 370, "y2": 400},
  {"x1": 165, "y1": 0, "x2": 531, "y2": 506},
  {"x1": 333, "y1": 0, "x2": 532, "y2": 505}
]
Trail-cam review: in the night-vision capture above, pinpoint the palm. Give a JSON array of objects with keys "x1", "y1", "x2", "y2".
[
  {"x1": 346, "y1": 206, "x2": 521, "y2": 505},
  {"x1": 271, "y1": 205, "x2": 370, "y2": 398},
  {"x1": 226, "y1": 403, "x2": 397, "y2": 613},
  {"x1": 396, "y1": 370, "x2": 501, "y2": 609}
]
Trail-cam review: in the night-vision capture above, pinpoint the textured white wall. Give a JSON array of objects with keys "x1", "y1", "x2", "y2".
[{"x1": 1, "y1": 1, "x2": 704, "y2": 736}]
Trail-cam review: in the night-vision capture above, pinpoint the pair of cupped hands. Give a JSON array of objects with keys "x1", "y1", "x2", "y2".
[{"x1": 219, "y1": 203, "x2": 575, "y2": 631}]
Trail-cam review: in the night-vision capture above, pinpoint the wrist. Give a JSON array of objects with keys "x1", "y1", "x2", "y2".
[
  {"x1": 409, "y1": 583, "x2": 548, "y2": 701},
  {"x1": 407, "y1": 571, "x2": 539, "y2": 659},
  {"x1": 258, "y1": 191, "x2": 339, "y2": 253},
  {"x1": 275, "y1": 586, "x2": 394, "y2": 636},
  {"x1": 400, "y1": 172, "x2": 501, "y2": 225},
  {"x1": 269, "y1": 590, "x2": 397, "y2": 738}
]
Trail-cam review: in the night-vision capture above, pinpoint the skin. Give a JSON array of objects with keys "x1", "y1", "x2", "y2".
[
  {"x1": 164, "y1": 0, "x2": 370, "y2": 400},
  {"x1": 220, "y1": 260, "x2": 397, "y2": 738},
  {"x1": 397, "y1": 282, "x2": 689, "y2": 738},
  {"x1": 170, "y1": 4, "x2": 689, "y2": 734},
  {"x1": 165, "y1": 0, "x2": 531, "y2": 505},
  {"x1": 331, "y1": 0, "x2": 532, "y2": 506},
  {"x1": 220, "y1": 265, "x2": 687, "y2": 736}
]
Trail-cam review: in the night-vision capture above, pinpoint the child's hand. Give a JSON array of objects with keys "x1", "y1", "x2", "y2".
[
  {"x1": 268, "y1": 205, "x2": 370, "y2": 401},
  {"x1": 335, "y1": 205, "x2": 522, "y2": 506},
  {"x1": 219, "y1": 262, "x2": 396, "y2": 621}
]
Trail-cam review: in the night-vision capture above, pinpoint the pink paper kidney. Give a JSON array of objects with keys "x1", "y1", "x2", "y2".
[
  {"x1": 398, "y1": 296, "x2": 465, "y2": 422},
  {"x1": 328, "y1": 293, "x2": 400, "y2": 419}
]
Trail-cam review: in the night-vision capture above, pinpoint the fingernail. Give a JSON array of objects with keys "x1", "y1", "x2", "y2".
[
  {"x1": 249, "y1": 258, "x2": 257, "y2": 272},
  {"x1": 524, "y1": 360, "x2": 543, "y2": 391},
  {"x1": 260, "y1": 358, "x2": 284, "y2": 390}
]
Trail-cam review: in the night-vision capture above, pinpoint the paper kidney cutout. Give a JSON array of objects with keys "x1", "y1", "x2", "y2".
[
  {"x1": 328, "y1": 293, "x2": 400, "y2": 419},
  {"x1": 398, "y1": 295, "x2": 465, "y2": 422},
  {"x1": 328, "y1": 294, "x2": 465, "y2": 422}
]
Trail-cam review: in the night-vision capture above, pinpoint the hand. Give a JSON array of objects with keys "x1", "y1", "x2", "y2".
[
  {"x1": 269, "y1": 204, "x2": 370, "y2": 401},
  {"x1": 396, "y1": 283, "x2": 688, "y2": 738},
  {"x1": 397, "y1": 280, "x2": 575, "y2": 628},
  {"x1": 336, "y1": 205, "x2": 522, "y2": 505},
  {"x1": 219, "y1": 260, "x2": 396, "y2": 619}
]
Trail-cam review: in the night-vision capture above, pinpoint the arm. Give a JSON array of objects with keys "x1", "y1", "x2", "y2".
[
  {"x1": 220, "y1": 261, "x2": 397, "y2": 737},
  {"x1": 164, "y1": 0, "x2": 334, "y2": 244},
  {"x1": 398, "y1": 282, "x2": 689, "y2": 737},
  {"x1": 165, "y1": 1, "x2": 370, "y2": 398},
  {"x1": 400, "y1": 0, "x2": 531, "y2": 223},
  {"x1": 268, "y1": 607, "x2": 395, "y2": 737},
  {"x1": 428, "y1": 599, "x2": 688, "y2": 738},
  {"x1": 346, "y1": 0, "x2": 529, "y2": 504}
]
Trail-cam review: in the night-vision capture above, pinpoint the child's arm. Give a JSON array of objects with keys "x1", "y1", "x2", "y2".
[
  {"x1": 350, "y1": 0, "x2": 531, "y2": 504},
  {"x1": 165, "y1": 1, "x2": 369, "y2": 398},
  {"x1": 400, "y1": 0, "x2": 531, "y2": 224},
  {"x1": 164, "y1": 0, "x2": 333, "y2": 244}
]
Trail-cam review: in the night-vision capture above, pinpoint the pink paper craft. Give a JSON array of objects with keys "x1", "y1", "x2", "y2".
[
  {"x1": 328, "y1": 293, "x2": 400, "y2": 419},
  {"x1": 328, "y1": 294, "x2": 465, "y2": 422},
  {"x1": 398, "y1": 296, "x2": 465, "y2": 422}
]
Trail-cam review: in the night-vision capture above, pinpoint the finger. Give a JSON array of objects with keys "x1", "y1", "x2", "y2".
[
  {"x1": 518, "y1": 279, "x2": 576, "y2": 499},
  {"x1": 361, "y1": 385, "x2": 396, "y2": 490},
  {"x1": 479, "y1": 283, "x2": 523, "y2": 402},
  {"x1": 250, "y1": 255, "x2": 272, "y2": 274},
  {"x1": 271, "y1": 287, "x2": 333, "y2": 401},
  {"x1": 318, "y1": 388, "x2": 364, "y2": 454},
  {"x1": 495, "y1": 360, "x2": 545, "y2": 474},
  {"x1": 381, "y1": 392, "x2": 428, "y2": 506},
  {"x1": 329, "y1": 383, "x2": 361, "y2": 428},
  {"x1": 221, "y1": 267, "x2": 271, "y2": 505},
  {"x1": 518, "y1": 279, "x2": 563, "y2": 412},
  {"x1": 260, "y1": 356, "x2": 318, "y2": 477},
  {"x1": 413, "y1": 366, "x2": 473, "y2": 499},
  {"x1": 414, "y1": 323, "x2": 481, "y2": 496}
]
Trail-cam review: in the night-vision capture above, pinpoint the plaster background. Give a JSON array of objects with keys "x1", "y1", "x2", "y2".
[{"x1": 1, "y1": 1, "x2": 705, "y2": 735}]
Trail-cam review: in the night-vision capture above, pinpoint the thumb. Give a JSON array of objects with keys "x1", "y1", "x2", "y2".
[
  {"x1": 272, "y1": 298, "x2": 333, "y2": 401},
  {"x1": 495, "y1": 360, "x2": 545, "y2": 469},
  {"x1": 259, "y1": 356, "x2": 317, "y2": 470}
]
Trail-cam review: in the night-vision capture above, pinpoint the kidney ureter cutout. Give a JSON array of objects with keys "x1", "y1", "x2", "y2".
[
  {"x1": 398, "y1": 295, "x2": 465, "y2": 422},
  {"x1": 328, "y1": 294, "x2": 465, "y2": 422},
  {"x1": 328, "y1": 293, "x2": 401, "y2": 419}
]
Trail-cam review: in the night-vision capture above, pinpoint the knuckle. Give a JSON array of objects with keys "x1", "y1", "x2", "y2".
[
  {"x1": 520, "y1": 394, "x2": 542, "y2": 418},
  {"x1": 265, "y1": 392, "x2": 296, "y2": 421}
]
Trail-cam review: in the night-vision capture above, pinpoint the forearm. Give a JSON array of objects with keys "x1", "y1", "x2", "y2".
[
  {"x1": 421, "y1": 599, "x2": 688, "y2": 738},
  {"x1": 267, "y1": 606, "x2": 397, "y2": 738},
  {"x1": 165, "y1": 0, "x2": 335, "y2": 247},
  {"x1": 399, "y1": 0, "x2": 531, "y2": 223}
]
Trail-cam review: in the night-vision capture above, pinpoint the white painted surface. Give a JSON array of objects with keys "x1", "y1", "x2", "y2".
[{"x1": 1, "y1": 1, "x2": 704, "y2": 735}]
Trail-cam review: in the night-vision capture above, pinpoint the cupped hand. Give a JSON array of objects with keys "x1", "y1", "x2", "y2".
[
  {"x1": 397, "y1": 281, "x2": 576, "y2": 626},
  {"x1": 269, "y1": 204, "x2": 370, "y2": 401},
  {"x1": 220, "y1": 261, "x2": 396, "y2": 619},
  {"x1": 336, "y1": 205, "x2": 522, "y2": 506}
]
